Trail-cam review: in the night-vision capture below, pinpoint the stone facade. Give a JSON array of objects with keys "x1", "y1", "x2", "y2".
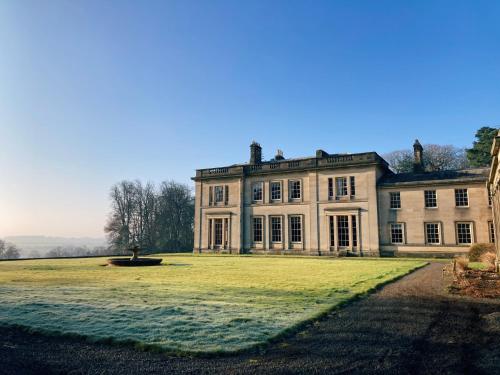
[
  {"x1": 193, "y1": 142, "x2": 493, "y2": 257},
  {"x1": 488, "y1": 130, "x2": 500, "y2": 264}
]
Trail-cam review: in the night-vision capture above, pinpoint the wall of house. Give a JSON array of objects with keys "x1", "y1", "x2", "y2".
[
  {"x1": 378, "y1": 182, "x2": 492, "y2": 256},
  {"x1": 194, "y1": 177, "x2": 243, "y2": 254}
]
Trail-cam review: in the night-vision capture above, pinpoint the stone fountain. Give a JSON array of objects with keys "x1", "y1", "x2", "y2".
[{"x1": 107, "y1": 245, "x2": 162, "y2": 266}]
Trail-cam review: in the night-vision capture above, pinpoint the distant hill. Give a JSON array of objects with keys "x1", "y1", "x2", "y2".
[{"x1": 4, "y1": 235, "x2": 107, "y2": 257}]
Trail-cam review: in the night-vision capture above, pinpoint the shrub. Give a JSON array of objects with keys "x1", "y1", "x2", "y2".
[
  {"x1": 454, "y1": 256, "x2": 469, "y2": 273},
  {"x1": 480, "y1": 251, "x2": 497, "y2": 271},
  {"x1": 468, "y1": 243, "x2": 496, "y2": 262}
]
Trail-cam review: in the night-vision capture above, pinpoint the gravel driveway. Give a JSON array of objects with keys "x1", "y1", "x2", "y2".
[{"x1": 1, "y1": 263, "x2": 499, "y2": 374}]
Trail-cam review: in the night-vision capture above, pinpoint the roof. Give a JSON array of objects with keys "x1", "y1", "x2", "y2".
[{"x1": 379, "y1": 168, "x2": 489, "y2": 187}]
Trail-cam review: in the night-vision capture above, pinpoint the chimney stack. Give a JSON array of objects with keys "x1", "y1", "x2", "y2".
[
  {"x1": 413, "y1": 139, "x2": 424, "y2": 173},
  {"x1": 275, "y1": 149, "x2": 284, "y2": 160},
  {"x1": 250, "y1": 141, "x2": 262, "y2": 164}
]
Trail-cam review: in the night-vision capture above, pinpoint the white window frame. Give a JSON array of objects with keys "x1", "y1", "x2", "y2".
[
  {"x1": 455, "y1": 188, "x2": 469, "y2": 207},
  {"x1": 390, "y1": 192, "x2": 401, "y2": 209},
  {"x1": 424, "y1": 190, "x2": 437, "y2": 208},
  {"x1": 270, "y1": 181, "x2": 282, "y2": 202},
  {"x1": 252, "y1": 182, "x2": 264, "y2": 203},
  {"x1": 456, "y1": 222, "x2": 474, "y2": 245},
  {"x1": 289, "y1": 180, "x2": 302, "y2": 200},
  {"x1": 270, "y1": 216, "x2": 282, "y2": 243},
  {"x1": 289, "y1": 215, "x2": 302, "y2": 243},
  {"x1": 390, "y1": 223, "x2": 405, "y2": 244},
  {"x1": 425, "y1": 222, "x2": 441, "y2": 245},
  {"x1": 252, "y1": 216, "x2": 264, "y2": 243},
  {"x1": 335, "y1": 177, "x2": 348, "y2": 199}
]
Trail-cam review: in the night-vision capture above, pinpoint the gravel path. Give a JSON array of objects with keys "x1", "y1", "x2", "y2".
[{"x1": 1, "y1": 263, "x2": 500, "y2": 374}]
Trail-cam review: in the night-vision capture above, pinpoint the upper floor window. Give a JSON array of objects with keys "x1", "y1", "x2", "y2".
[
  {"x1": 209, "y1": 185, "x2": 228, "y2": 206},
  {"x1": 328, "y1": 178, "x2": 334, "y2": 200},
  {"x1": 270, "y1": 181, "x2": 281, "y2": 201},
  {"x1": 335, "y1": 177, "x2": 348, "y2": 198},
  {"x1": 290, "y1": 180, "x2": 301, "y2": 200},
  {"x1": 455, "y1": 189, "x2": 469, "y2": 207},
  {"x1": 390, "y1": 192, "x2": 401, "y2": 209},
  {"x1": 214, "y1": 186, "x2": 224, "y2": 203},
  {"x1": 350, "y1": 176, "x2": 356, "y2": 196},
  {"x1": 425, "y1": 222, "x2": 441, "y2": 244},
  {"x1": 252, "y1": 182, "x2": 263, "y2": 202},
  {"x1": 456, "y1": 222, "x2": 473, "y2": 245},
  {"x1": 252, "y1": 217, "x2": 263, "y2": 243},
  {"x1": 390, "y1": 223, "x2": 405, "y2": 244},
  {"x1": 424, "y1": 190, "x2": 437, "y2": 208},
  {"x1": 488, "y1": 188, "x2": 493, "y2": 207},
  {"x1": 290, "y1": 216, "x2": 302, "y2": 242}
]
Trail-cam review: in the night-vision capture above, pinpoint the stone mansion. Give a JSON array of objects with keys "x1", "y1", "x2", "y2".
[{"x1": 193, "y1": 141, "x2": 493, "y2": 257}]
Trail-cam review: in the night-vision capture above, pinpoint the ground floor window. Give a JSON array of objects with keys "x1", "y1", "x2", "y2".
[
  {"x1": 253, "y1": 217, "x2": 263, "y2": 243},
  {"x1": 214, "y1": 219, "x2": 223, "y2": 246},
  {"x1": 390, "y1": 223, "x2": 405, "y2": 244},
  {"x1": 489, "y1": 221, "x2": 495, "y2": 243},
  {"x1": 456, "y1": 222, "x2": 472, "y2": 245},
  {"x1": 425, "y1": 223, "x2": 441, "y2": 244},
  {"x1": 337, "y1": 215, "x2": 350, "y2": 247},
  {"x1": 271, "y1": 216, "x2": 282, "y2": 242},
  {"x1": 290, "y1": 216, "x2": 302, "y2": 242},
  {"x1": 329, "y1": 216, "x2": 335, "y2": 247},
  {"x1": 351, "y1": 215, "x2": 357, "y2": 247}
]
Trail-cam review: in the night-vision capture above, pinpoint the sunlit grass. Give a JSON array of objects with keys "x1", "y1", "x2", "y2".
[{"x1": 0, "y1": 255, "x2": 425, "y2": 353}]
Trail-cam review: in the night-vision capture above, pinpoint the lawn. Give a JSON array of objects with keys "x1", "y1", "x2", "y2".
[{"x1": 0, "y1": 255, "x2": 425, "y2": 354}]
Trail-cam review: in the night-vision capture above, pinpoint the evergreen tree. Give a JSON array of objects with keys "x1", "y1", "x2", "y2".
[{"x1": 466, "y1": 127, "x2": 498, "y2": 167}]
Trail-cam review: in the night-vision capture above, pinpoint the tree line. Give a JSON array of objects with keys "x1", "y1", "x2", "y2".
[
  {"x1": 383, "y1": 127, "x2": 498, "y2": 173},
  {"x1": 104, "y1": 180, "x2": 194, "y2": 253}
]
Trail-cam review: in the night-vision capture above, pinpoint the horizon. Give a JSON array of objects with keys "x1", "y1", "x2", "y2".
[{"x1": 2, "y1": 1, "x2": 500, "y2": 237}]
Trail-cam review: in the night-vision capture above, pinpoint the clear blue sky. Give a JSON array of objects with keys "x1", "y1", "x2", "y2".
[{"x1": 1, "y1": 0, "x2": 499, "y2": 237}]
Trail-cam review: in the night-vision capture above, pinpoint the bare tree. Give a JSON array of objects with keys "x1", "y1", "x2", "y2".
[
  {"x1": 0, "y1": 239, "x2": 21, "y2": 259},
  {"x1": 383, "y1": 144, "x2": 470, "y2": 173},
  {"x1": 105, "y1": 180, "x2": 194, "y2": 253}
]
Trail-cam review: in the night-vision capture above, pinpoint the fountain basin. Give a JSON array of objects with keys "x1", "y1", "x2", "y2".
[{"x1": 107, "y1": 258, "x2": 163, "y2": 267}]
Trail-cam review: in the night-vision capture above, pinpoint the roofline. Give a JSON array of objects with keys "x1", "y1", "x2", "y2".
[
  {"x1": 378, "y1": 177, "x2": 487, "y2": 189},
  {"x1": 193, "y1": 151, "x2": 390, "y2": 181}
]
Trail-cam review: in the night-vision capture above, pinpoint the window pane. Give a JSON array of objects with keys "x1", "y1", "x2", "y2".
[
  {"x1": 455, "y1": 189, "x2": 469, "y2": 207},
  {"x1": 270, "y1": 182, "x2": 281, "y2": 201},
  {"x1": 214, "y1": 186, "x2": 224, "y2": 202},
  {"x1": 271, "y1": 217, "x2": 282, "y2": 242},
  {"x1": 328, "y1": 178, "x2": 334, "y2": 199},
  {"x1": 391, "y1": 223, "x2": 404, "y2": 244},
  {"x1": 253, "y1": 183, "x2": 263, "y2": 201},
  {"x1": 253, "y1": 217, "x2": 263, "y2": 242},
  {"x1": 329, "y1": 216, "x2": 335, "y2": 247},
  {"x1": 214, "y1": 219, "x2": 223, "y2": 245},
  {"x1": 335, "y1": 177, "x2": 348, "y2": 198},
  {"x1": 290, "y1": 216, "x2": 302, "y2": 242},
  {"x1": 337, "y1": 215, "x2": 349, "y2": 247},
  {"x1": 290, "y1": 181, "x2": 301, "y2": 199},
  {"x1": 424, "y1": 190, "x2": 437, "y2": 208},
  {"x1": 390, "y1": 192, "x2": 401, "y2": 209},
  {"x1": 352, "y1": 215, "x2": 357, "y2": 247},
  {"x1": 456, "y1": 223, "x2": 472, "y2": 244},
  {"x1": 350, "y1": 176, "x2": 356, "y2": 196},
  {"x1": 425, "y1": 223, "x2": 440, "y2": 244}
]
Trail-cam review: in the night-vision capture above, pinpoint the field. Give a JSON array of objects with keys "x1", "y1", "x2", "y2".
[{"x1": 0, "y1": 255, "x2": 425, "y2": 354}]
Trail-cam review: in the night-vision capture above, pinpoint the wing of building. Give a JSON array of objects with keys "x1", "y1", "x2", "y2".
[{"x1": 193, "y1": 141, "x2": 493, "y2": 257}]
